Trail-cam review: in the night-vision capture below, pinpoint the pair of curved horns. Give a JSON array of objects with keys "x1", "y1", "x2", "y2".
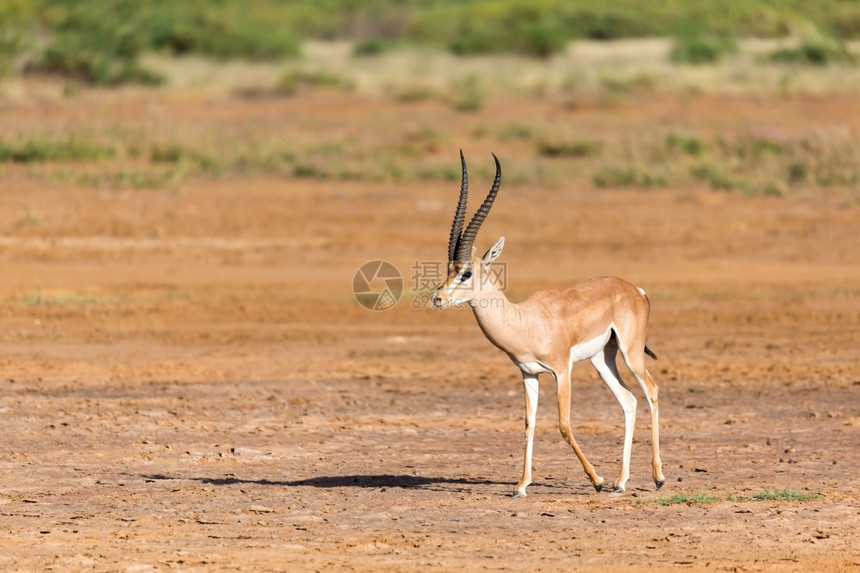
[{"x1": 447, "y1": 150, "x2": 501, "y2": 264}]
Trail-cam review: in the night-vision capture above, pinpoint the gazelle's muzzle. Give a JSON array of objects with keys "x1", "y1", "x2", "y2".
[{"x1": 431, "y1": 289, "x2": 447, "y2": 309}]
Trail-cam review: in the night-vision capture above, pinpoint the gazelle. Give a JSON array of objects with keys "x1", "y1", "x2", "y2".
[{"x1": 432, "y1": 151, "x2": 665, "y2": 497}]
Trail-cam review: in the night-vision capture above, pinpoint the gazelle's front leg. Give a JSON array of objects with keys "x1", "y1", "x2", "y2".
[{"x1": 514, "y1": 374, "x2": 539, "y2": 497}]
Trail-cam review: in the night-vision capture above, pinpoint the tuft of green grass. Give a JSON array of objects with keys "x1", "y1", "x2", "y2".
[
  {"x1": 499, "y1": 124, "x2": 534, "y2": 141},
  {"x1": 275, "y1": 70, "x2": 354, "y2": 96},
  {"x1": 396, "y1": 127, "x2": 445, "y2": 157},
  {"x1": 815, "y1": 167, "x2": 859, "y2": 186},
  {"x1": 22, "y1": 292, "x2": 105, "y2": 306},
  {"x1": 751, "y1": 489, "x2": 823, "y2": 501},
  {"x1": 736, "y1": 137, "x2": 784, "y2": 158},
  {"x1": 74, "y1": 169, "x2": 183, "y2": 191},
  {"x1": 728, "y1": 489, "x2": 823, "y2": 502},
  {"x1": 763, "y1": 180, "x2": 786, "y2": 197},
  {"x1": 292, "y1": 164, "x2": 318, "y2": 179},
  {"x1": 537, "y1": 138, "x2": 602, "y2": 158},
  {"x1": 352, "y1": 37, "x2": 408, "y2": 57},
  {"x1": 599, "y1": 73, "x2": 659, "y2": 95},
  {"x1": 649, "y1": 492, "x2": 721, "y2": 506},
  {"x1": 594, "y1": 166, "x2": 666, "y2": 188},
  {"x1": 0, "y1": 137, "x2": 115, "y2": 163},
  {"x1": 788, "y1": 161, "x2": 809, "y2": 183},
  {"x1": 416, "y1": 163, "x2": 461, "y2": 181},
  {"x1": 641, "y1": 489, "x2": 823, "y2": 506},
  {"x1": 768, "y1": 41, "x2": 856, "y2": 66},
  {"x1": 690, "y1": 164, "x2": 737, "y2": 191},
  {"x1": 670, "y1": 35, "x2": 737, "y2": 65},
  {"x1": 666, "y1": 133, "x2": 705, "y2": 156},
  {"x1": 392, "y1": 85, "x2": 439, "y2": 103},
  {"x1": 150, "y1": 144, "x2": 186, "y2": 163},
  {"x1": 149, "y1": 143, "x2": 218, "y2": 173}
]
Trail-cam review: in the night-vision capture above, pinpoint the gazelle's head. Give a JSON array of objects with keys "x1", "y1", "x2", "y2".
[{"x1": 432, "y1": 151, "x2": 505, "y2": 309}]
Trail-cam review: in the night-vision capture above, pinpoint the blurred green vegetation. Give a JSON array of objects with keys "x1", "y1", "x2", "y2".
[
  {"x1": 767, "y1": 40, "x2": 857, "y2": 66},
  {"x1": 0, "y1": 135, "x2": 115, "y2": 162},
  {"x1": 4, "y1": 121, "x2": 857, "y2": 198},
  {"x1": 670, "y1": 35, "x2": 738, "y2": 65},
  {"x1": 0, "y1": 0, "x2": 34, "y2": 76},
  {"x1": 3, "y1": 0, "x2": 860, "y2": 83}
]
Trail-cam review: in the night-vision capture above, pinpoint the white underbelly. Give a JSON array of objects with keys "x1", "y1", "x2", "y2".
[
  {"x1": 514, "y1": 324, "x2": 615, "y2": 376},
  {"x1": 517, "y1": 361, "x2": 553, "y2": 376},
  {"x1": 568, "y1": 324, "x2": 614, "y2": 365}
]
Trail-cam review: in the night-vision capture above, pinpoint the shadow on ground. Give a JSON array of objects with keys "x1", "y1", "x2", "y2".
[{"x1": 141, "y1": 473, "x2": 511, "y2": 492}]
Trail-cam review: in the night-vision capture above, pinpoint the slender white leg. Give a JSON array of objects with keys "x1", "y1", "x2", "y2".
[
  {"x1": 514, "y1": 374, "x2": 539, "y2": 497},
  {"x1": 618, "y1": 348, "x2": 666, "y2": 489},
  {"x1": 590, "y1": 345, "x2": 637, "y2": 493},
  {"x1": 641, "y1": 370, "x2": 666, "y2": 488}
]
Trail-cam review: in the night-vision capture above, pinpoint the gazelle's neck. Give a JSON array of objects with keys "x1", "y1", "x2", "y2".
[{"x1": 469, "y1": 287, "x2": 525, "y2": 354}]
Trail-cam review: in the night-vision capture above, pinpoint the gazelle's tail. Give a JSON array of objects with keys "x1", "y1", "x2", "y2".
[{"x1": 645, "y1": 346, "x2": 658, "y2": 360}]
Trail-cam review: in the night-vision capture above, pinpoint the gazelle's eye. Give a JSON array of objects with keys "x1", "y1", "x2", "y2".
[{"x1": 460, "y1": 269, "x2": 473, "y2": 281}]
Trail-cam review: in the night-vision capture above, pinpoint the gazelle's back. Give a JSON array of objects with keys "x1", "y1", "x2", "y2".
[{"x1": 519, "y1": 276, "x2": 648, "y2": 342}]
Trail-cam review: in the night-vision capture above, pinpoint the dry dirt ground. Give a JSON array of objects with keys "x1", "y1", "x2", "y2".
[{"x1": 0, "y1": 86, "x2": 858, "y2": 571}]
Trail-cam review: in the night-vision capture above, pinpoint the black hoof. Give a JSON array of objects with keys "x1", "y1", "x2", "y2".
[
  {"x1": 613, "y1": 486, "x2": 625, "y2": 494},
  {"x1": 655, "y1": 480, "x2": 665, "y2": 490},
  {"x1": 594, "y1": 482, "x2": 603, "y2": 492}
]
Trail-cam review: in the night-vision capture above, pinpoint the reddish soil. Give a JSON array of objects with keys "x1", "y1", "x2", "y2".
[{"x1": 0, "y1": 87, "x2": 858, "y2": 571}]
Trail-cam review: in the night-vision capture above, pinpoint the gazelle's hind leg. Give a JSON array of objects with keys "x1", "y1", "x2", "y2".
[
  {"x1": 556, "y1": 368, "x2": 604, "y2": 491},
  {"x1": 590, "y1": 342, "x2": 637, "y2": 493},
  {"x1": 618, "y1": 341, "x2": 666, "y2": 489}
]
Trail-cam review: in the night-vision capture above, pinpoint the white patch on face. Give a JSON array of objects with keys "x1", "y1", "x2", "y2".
[
  {"x1": 568, "y1": 324, "x2": 614, "y2": 367},
  {"x1": 446, "y1": 265, "x2": 474, "y2": 299}
]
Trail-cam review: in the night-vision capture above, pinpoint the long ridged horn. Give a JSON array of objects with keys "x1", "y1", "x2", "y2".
[
  {"x1": 447, "y1": 150, "x2": 470, "y2": 264},
  {"x1": 454, "y1": 153, "x2": 501, "y2": 263}
]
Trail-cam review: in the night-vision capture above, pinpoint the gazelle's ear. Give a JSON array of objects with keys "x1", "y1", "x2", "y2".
[{"x1": 481, "y1": 236, "x2": 505, "y2": 266}]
